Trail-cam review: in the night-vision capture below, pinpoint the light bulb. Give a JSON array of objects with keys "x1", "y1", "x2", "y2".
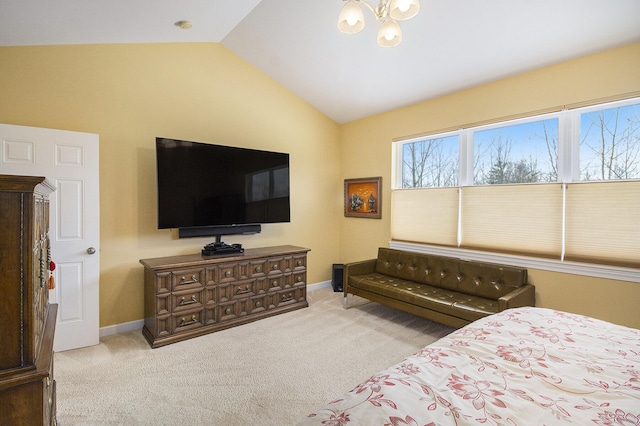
[
  {"x1": 397, "y1": 0, "x2": 410, "y2": 12},
  {"x1": 389, "y1": 0, "x2": 420, "y2": 21},
  {"x1": 338, "y1": 1, "x2": 365, "y2": 34},
  {"x1": 377, "y1": 19, "x2": 402, "y2": 47}
]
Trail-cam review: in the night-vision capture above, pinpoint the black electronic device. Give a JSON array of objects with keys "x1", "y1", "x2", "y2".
[
  {"x1": 332, "y1": 264, "x2": 344, "y2": 292},
  {"x1": 155, "y1": 137, "x2": 290, "y2": 241},
  {"x1": 201, "y1": 241, "x2": 244, "y2": 256}
]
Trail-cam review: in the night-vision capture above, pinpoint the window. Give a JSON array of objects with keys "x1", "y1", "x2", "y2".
[
  {"x1": 473, "y1": 118, "x2": 558, "y2": 184},
  {"x1": 392, "y1": 97, "x2": 640, "y2": 270},
  {"x1": 579, "y1": 102, "x2": 640, "y2": 181},
  {"x1": 401, "y1": 134, "x2": 458, "y2": 188},
  {"x1": 398, "y1": 99, "x2": 640, "y2": 188}
]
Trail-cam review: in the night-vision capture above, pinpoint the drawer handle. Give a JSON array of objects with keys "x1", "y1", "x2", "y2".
[
  {"x1": 297, "y1": 260, "x2": 303, "y2": 266},
  {"x1": 225, "y1": 307, "x2": 232, "y2": 315},
  {"x1": 255, "y1": 301, "x2": 262, "y2": 308},
  {"x1": 255, "y1": 266, "x2": 262, "y2": 273},
  {"x1": 179, "y1": 295, "x2": 197, "y2": 305},
  {"x1": 296, "y1": 276, "x2": 303, "y2": 282},
  {"x1": 180, "y1": 275, "x2": 197, "y2": 285},
  {"x1": 225, "y1": 270, "x2": 232, "y2": 277},
  {"x1": 272, "y1": 264, "x2": 279, "y2": 270},
  {"x1": 180, "y1": 315, "x2": 197, "y2": 326},
  {"x1": 236, "y1": 285, "x2": 251, "y2": 294},
  {"x1": 272, "y1": 280, "x2": 278, "y2": 287},
  {"x1": 282, "y1": 293, "x2": 293, "y2": 302}
]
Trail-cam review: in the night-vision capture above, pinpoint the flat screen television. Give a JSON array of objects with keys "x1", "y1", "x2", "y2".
[{"x1": 156, "y1": 137, "x2": 290, "y2": 239}]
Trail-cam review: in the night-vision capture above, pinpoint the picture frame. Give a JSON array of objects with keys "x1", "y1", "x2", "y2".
[{"x1": 344, "y1": 177, "x2": 382, "y2": 219}]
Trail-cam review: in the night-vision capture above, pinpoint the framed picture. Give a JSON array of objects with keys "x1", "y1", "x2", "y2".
[{"x1": 344, "y1": 177, "x2": 381, "y2": 219}]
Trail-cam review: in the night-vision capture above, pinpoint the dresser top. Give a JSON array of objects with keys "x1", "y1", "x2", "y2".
[{"x1": 140, "y1": 245, "x2": 310, "y2": 270}]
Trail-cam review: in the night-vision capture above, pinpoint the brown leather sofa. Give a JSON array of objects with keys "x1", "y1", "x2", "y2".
[{"x1": 344, "y1": 248, "x2": 535, "y2": 328}]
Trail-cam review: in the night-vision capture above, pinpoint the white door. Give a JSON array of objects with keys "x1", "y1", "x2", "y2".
[{"x1": 0, "y1": 123, "x2": 100, "y2": 352}]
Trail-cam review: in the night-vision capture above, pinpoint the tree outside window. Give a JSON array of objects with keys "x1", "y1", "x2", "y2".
[
  {"x1": 473, "y1": 119, "x2": 558, "y2": 185},
  {"x1": 401, "y1": 135, "x2": 458, "y2": 188},
  {"x1": 580, "y1": 103, "x2": 640, "y2": 181}
]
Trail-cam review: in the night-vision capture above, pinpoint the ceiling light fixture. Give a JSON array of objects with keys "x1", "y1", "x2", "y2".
[
  {"x1": 337, "y1": 0, "x2": 420, "y2": 47},
  {"x1": 175, "y1": 20, "x2": 193, "y2": 30}
]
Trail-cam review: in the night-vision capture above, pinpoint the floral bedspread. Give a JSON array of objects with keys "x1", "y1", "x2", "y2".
[{"x1": 298, "y1": 307, "x2": 640, "y2": 425}]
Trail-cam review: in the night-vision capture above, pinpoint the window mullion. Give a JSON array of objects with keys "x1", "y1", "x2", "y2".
[
  {"x1": 458, "y1": 129, "x2": 473, "y2": 186},
  {"x1": 558, "y1": 109, "x2": 580, "y2": 182}
]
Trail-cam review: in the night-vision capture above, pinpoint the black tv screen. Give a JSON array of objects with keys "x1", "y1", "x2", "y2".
[{"x1": 156, "y1": 138, "x2": 290, "y2": 230}]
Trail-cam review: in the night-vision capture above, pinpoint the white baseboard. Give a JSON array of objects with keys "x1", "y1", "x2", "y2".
[
  {"x1": 99, "y1": 280, "x2": 332, "y2": 338},
  {"x1": 308, "y1": 280, "x2": 331, "y2": 290},
  {"x1": 100, "y1": 319, "x2": 144, "y2": 338}
]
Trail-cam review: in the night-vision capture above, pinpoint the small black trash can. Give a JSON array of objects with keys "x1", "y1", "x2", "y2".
[{"x1": 331, "y1": 264, "x2": 344, "y2": 292}]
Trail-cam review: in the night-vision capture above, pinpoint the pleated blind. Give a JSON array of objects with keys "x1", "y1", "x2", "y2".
[
  {"x1": 391, "y1": 187, "x2": 458, "y2": 246},
  {"x1": 460, "y1": 183, "x2": 563, "y2": 257},
  {"x1": 564, "y1": 181, "x2": 640, "y2": 267}
]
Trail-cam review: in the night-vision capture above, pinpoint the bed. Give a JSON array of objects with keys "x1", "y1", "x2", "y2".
[{"x1": 297, "y1": 307, "x2": 640, "y2": 425}]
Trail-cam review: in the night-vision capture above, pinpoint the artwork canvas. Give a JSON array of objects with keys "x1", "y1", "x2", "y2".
[{"x1": 344, "y1": 177, "x2": 381, "y2": 219}]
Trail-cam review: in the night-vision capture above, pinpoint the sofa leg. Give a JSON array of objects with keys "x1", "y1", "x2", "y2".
[{"x1": 344, "y1": 292, "x2": 349, "y2": 309}]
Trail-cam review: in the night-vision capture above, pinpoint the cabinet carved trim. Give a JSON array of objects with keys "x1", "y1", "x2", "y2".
[{"x1": 141, "y1": 245, "x2": 310, "y2": 348}]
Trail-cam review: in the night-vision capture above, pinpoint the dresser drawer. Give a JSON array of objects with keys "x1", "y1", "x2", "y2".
[
  {"x1": 266, "y1": 257, "x2": 284, "y2": 275},
  {"x1": 293, "y1": 254, "x2": 307, "y2": 270},
  {"x1": 219, "y1": 301, "x2": 240, "y2": 322},
  {"x1": 171, "y1": 289, "x2": 204, "y2": 312},
  {"x1": 230, "y1": 281, "x2": 256, "y2": 299},
  {"x1": 218, "y1": 279, "x2": 259, "y2": 301},
  {"x1": 172, "y1": 309, "x2": 204, "y2": 334},
  {"x1": 292, "y1": 271, "x2": 307, "y2": 286},
  {"x1": 219, "y1": 295, "x2": 266, "y2": 322},
  {"x1": 268, "y1": 287, "x2": 306, "y2": 309},
  {"x1": 171, "y1": 268, "x2": 205, "y2": 291},
  {"x1": 219, "y1": 263, "x2": 239, "y2": 282},
  {"x1": 249, "y1": 260, "x2": 267, "y2": 277},
  {"x1": 267, "y1": 274, "x2": 286, "y2": 292}
]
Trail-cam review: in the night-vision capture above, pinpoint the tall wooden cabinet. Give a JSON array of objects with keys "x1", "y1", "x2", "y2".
[
  {"x1": 141, "y1": 245, "x2": 309, "y2": 348},
  {"x1": 0, "y1": 175, "x2": 58, "y2": 425}
]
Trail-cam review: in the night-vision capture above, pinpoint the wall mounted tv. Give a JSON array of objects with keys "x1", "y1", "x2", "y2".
[{"x1": 156, "y1": 137, "x2": 290, "y2": 239}]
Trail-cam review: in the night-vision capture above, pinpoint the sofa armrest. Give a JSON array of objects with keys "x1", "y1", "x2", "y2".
[
  {"x1": 498, "y1": 284, "x2": 535, "y2": 310},
  {"x1": 343, "y1": 259, "x2": 376, "y2": 293}
]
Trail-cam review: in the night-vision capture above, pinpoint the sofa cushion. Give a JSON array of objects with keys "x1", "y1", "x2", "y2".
[
  {"x1": 349, "y1": 272, "x2": 500, "y2": 323},
  {"x1": 373, "y1": 248, "x2": 527, "y2": 300}
]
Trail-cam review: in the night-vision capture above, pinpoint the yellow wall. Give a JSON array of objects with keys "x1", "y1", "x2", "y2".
[
  {"x1": 0, "y1": 43, "x2": 341, "y2": 327},
  {"x1": 338, "y1": 42, "x2": 640, "y2": 328},
  {"x1": 1, "y1": 41, "x2": 639, "y2": 330}
]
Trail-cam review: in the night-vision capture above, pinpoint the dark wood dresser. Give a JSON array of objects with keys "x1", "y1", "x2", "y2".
[
  {"x1": 0, "y1": 175, "x2": 58, "y2": 425},
  {"x1": 141, "y1": 245, "x2": 309, "y2": 348}
]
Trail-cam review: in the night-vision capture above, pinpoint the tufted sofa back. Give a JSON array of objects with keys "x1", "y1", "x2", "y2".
[{"x1": 374, "y1": 248, "x2": 528, "y2": 300}]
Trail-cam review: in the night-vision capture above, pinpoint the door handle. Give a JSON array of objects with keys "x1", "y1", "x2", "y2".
[{"x1": 87, "y1": 247, "x2": 96, "y2": 255}]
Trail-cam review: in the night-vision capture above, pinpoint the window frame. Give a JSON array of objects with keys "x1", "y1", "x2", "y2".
[{"x1": 394, "y1": 97, "x2": 640, "y2": 189}]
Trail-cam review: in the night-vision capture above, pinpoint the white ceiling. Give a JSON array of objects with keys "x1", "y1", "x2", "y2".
[{"x1": 1, "y1": 0, "x2": 639, "y2": 124}]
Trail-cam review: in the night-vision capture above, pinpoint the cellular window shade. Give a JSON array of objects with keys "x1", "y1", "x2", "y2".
[
  {"x1": 460, "y1": 184, "x2": 563, "y2": 256},
  {"x1": 391, "y1": 187, "x2": 458, "y2": 246},
  {"x1": 564, "y1": 181, "x2": 640, "y2": 267}
]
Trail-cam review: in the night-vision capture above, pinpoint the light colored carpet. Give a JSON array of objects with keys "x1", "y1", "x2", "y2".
[{"x1": 54, "y1": 285, "x2": 454, "y2": 425}]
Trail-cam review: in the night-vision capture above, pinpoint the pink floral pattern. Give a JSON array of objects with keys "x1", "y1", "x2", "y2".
[{"x1": 298, "y1": 307, "x2": 640, "y2": 425}]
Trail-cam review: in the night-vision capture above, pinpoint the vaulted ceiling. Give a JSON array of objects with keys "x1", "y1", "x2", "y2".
[{"x1": 2, "y1": 0, "x2": 639, "y2": 123}]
